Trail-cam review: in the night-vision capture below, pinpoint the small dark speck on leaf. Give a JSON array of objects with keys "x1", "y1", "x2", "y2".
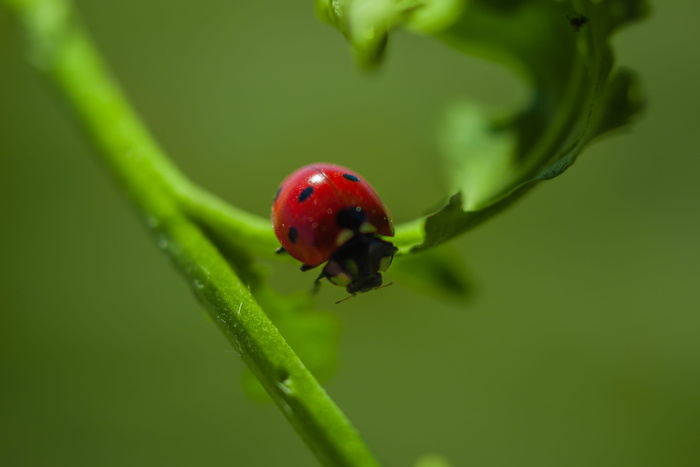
[{"x1": 568, "y1": 12, "x2": 589, "y2": 32}]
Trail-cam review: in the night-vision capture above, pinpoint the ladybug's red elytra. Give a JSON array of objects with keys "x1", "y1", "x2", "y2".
[{"x1": 271, "y1": 163, "x2": 397, "y2": 298}]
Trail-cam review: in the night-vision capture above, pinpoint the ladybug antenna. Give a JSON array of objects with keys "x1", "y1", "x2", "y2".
[
  {"x1": 335, "y1": 283, "x2": 393, "y2": 304},
  {"x1": 335, "y1": 294, "x2": 356, "y2": 305}
]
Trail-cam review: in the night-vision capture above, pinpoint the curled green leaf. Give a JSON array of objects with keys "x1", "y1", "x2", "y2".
[
  {"x1": 316, "y1": 0, "x2": 423, "y2": 68},
  {"x1": 320, "y1": 0, "x2": 649, "y2": 252},
  {"x1": 419, "y1": 0, "x2": 648, "y2": 249}
]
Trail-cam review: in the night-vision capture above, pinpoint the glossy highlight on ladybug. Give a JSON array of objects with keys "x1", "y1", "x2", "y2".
[{"x1": 271, "y1": 163, "x2": 397, "y2": 299}]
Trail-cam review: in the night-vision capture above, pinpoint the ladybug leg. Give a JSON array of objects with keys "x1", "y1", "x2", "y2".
[
  {"x1": 312, "y1": 271, "x2": 327, "y2": 295},
  {"x1": 275, "y1": 247, "x2": 286, "y2": 255},
  {"x1": 300, "y1": 264, "x2": 316, "y2": 272}
]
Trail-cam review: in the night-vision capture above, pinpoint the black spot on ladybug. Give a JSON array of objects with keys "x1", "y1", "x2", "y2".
[
  {"x1": 336, "y1": 207, "x2": 367, "y2": 231},
  {"x1": 567, "y1": 12, "x2": 589, "y2": 32},
  {"x1": 298, "y1": 186, "x2": 314, "y2": 203},
  {"x1": 274, "y1": 187, "x2": 281, "y2": 202},
  {"x1": 343, "y1": 173, "x2": 360, "y2": 182},
  {"x1": 288, "y1": 227, "x2": 298, "y2": 244}
]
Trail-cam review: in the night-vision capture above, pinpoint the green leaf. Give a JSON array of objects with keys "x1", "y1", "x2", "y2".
[
  {"x1": 315, "y1": 0, "x2": 424, "y2": 68},
  {"x1": 392, "y1": 245, "x2": 474, "y2": 302},
  {"x1": 318, "y1": 0, "x2": 648, "y2": 251},
  {"x1": 413, "y1": 453, "x2": 454, "y2": 467},
  {"x1": 257, "y1": 285, "x2": 341, "y2": 379}
]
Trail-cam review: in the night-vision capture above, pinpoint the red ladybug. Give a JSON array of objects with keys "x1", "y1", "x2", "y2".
[{"x1": 271, "y1": 163, "x2": 397, "y2": 297}]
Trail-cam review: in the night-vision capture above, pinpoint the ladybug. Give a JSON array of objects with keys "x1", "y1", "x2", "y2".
[{"x1": 271, "y1": 163, "x2": 397, "y2": 298}]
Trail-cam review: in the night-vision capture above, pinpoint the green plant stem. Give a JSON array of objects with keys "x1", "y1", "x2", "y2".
[
  {"x1": 180, "y1": 184, "x2": 281, "y2": 258},
  {"x1": 4, "y1": 0, "x2": 380, "y2": 465}
]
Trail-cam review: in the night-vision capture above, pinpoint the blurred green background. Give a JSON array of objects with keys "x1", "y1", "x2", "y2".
[{"x1": 1, "y1": 1, "x2": 699, "y2": 466}]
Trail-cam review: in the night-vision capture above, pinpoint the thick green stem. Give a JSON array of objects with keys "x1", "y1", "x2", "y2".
[{"x1": 4, "y1": 0, "x2": 380, "y2": 465}]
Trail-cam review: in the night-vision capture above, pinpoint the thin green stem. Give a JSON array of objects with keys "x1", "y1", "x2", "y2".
[
  {"x1": 179, "y1": 184, "x2": 281, "y2": 258},
  {"x1": 4, "y1": 0, "x2": 380, "y2": 465}
]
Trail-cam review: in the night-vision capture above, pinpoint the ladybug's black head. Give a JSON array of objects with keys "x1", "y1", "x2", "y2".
[
  {"x1": 322, "y1": 235, "x2": 397, "y2": 296},
  {"x1": 346, "y1": 272, "x2": 383, "y2": 294}
]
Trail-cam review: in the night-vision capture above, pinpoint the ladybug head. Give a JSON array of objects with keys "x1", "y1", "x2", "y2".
[
  {"x1": 346, "y1": 272, "x2": 383, "y2": 295},
  {"x1": 322, "y1": 234, "x2": 397, "y2": 295}
]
